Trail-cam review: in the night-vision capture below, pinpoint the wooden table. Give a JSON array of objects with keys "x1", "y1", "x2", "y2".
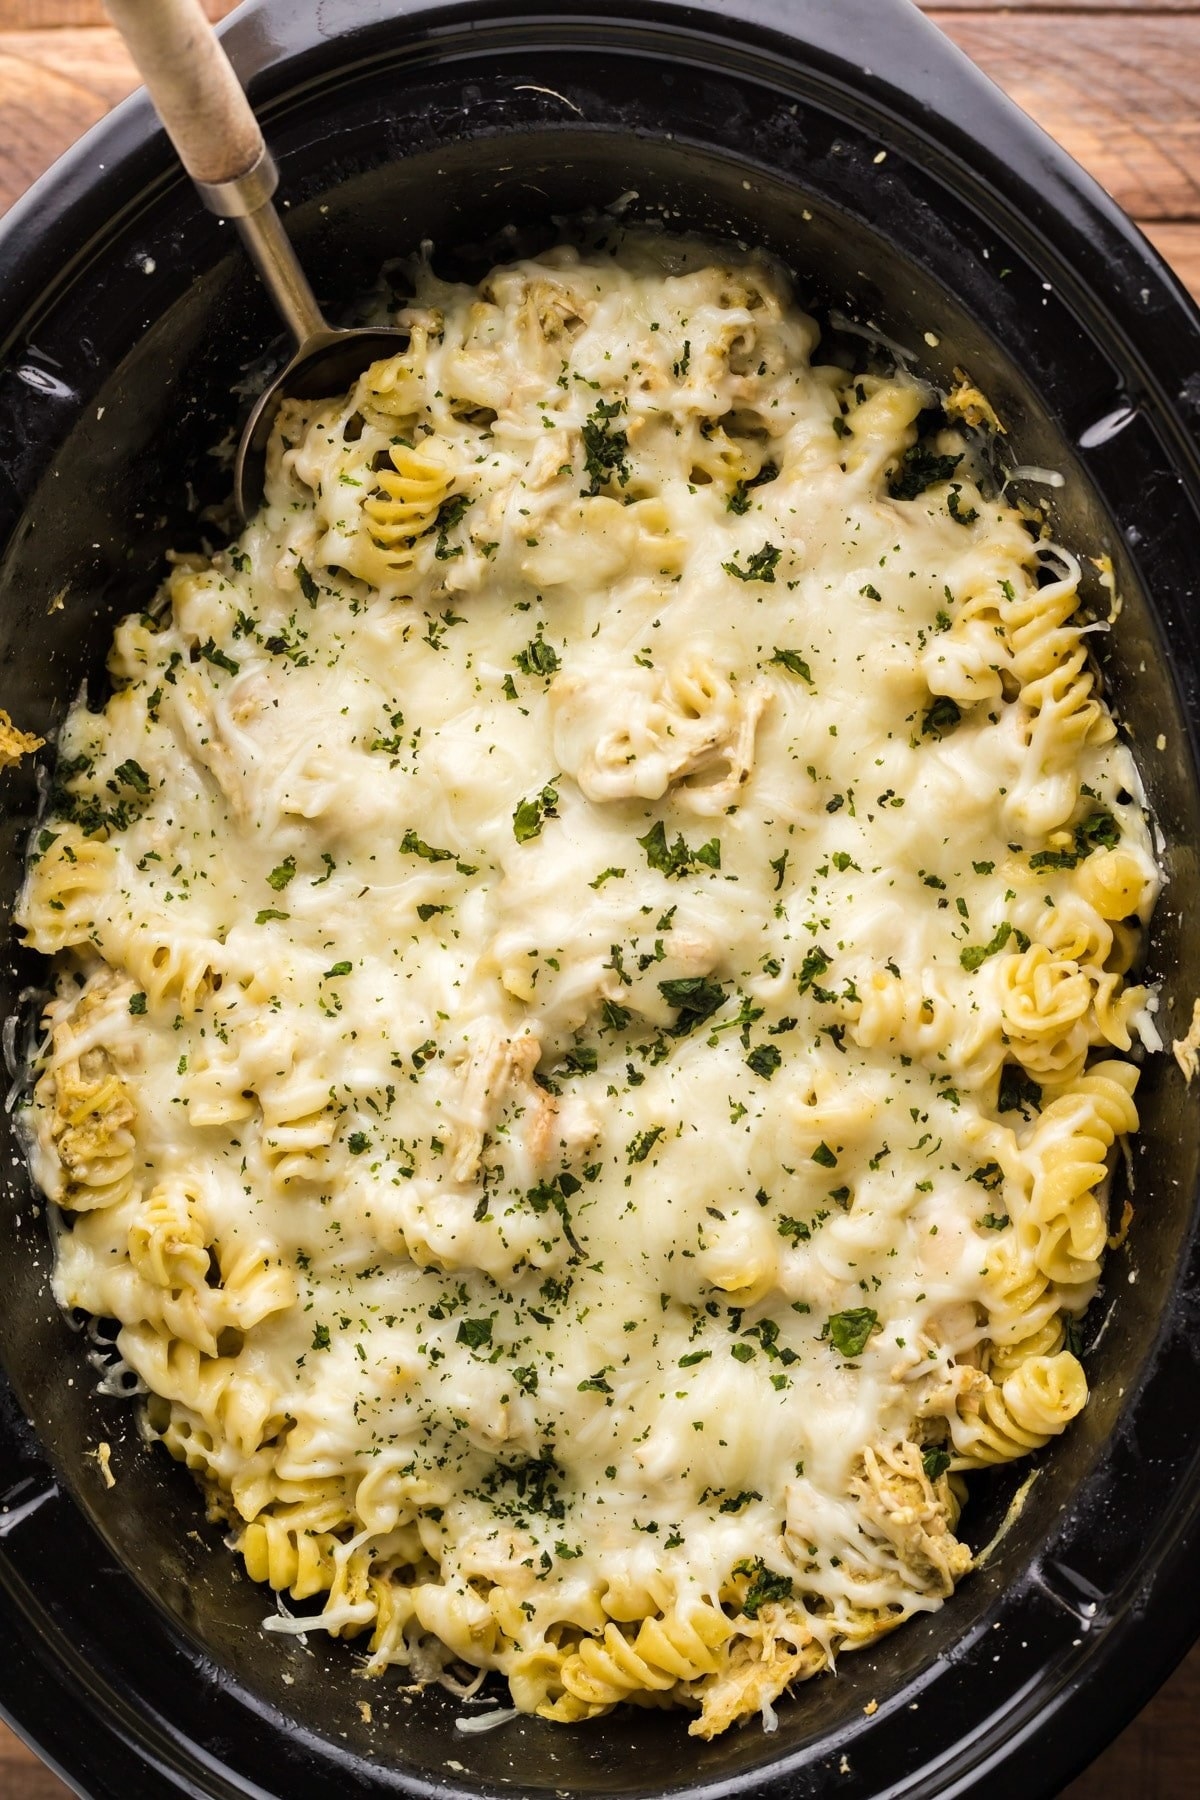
[{"x1": 0, "y1": 1, "x2": 1197, "y2": 1795}]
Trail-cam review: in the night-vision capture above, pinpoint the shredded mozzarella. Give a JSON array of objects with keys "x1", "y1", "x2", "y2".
[{"x1": 14, "y1": 235, "x2": 1159, "y2": 1736}]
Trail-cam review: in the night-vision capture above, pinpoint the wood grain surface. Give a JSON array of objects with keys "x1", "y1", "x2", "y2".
[
  {"x1": 0, "y1": 1, "x2": 1197, "y2": 1796},
  {"x1": 934, "y1": 0, "x2": 1197, "y2": 9},
  {"x1": 0, "y1": 1, "x2": 236, "y2": 24},
  {"x1": 931, "y1": 10, "x2": 1200, "y2": 221}
]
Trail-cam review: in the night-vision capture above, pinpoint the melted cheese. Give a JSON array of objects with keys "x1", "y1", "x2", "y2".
[{"x1": 16, "y1": 238, "x2": 1160, "y2": 1734}]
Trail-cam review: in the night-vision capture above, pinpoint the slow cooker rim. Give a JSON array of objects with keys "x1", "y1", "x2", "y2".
[{"x1": 1, "y1": 4, "x2": 1200, "y2": 1799}]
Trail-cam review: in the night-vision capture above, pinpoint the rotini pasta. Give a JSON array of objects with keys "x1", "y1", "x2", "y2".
[
  {"x1": 951, "y1": 1352, "x2": 1088, "y2": 1466},
  {"x1": 16, "y1": 236, "x2": 1158, "y2": 1736},
  {"x1": 1020, "y1": 1059, "x2": 1140, "y2": 1291}
]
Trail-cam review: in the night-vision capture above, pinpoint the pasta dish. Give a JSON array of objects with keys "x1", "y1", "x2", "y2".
[{"x1": 15, "y1": 238, "x2": 1160, "y2": 1735}]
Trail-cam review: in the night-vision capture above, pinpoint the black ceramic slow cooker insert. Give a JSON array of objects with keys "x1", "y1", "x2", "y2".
[{"x1": 2, "y1": 3, "x2": 1199, "y2": 1796}]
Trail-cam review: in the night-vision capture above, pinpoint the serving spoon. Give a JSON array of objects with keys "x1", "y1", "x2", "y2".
[{"x1": 104, "y1": 0, "x2": 409, "y2": 522}]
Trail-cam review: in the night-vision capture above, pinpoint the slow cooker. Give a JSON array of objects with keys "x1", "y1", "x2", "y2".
[{"x1": 2, "y1": 3, "x2": 1199, "y2": 1795}]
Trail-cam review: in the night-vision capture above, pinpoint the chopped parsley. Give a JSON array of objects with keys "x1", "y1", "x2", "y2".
[
  {"x1": 526, "y1": 1175, "x2": 584, "y2": 1255},
  {"x1": 735, "y1": 1557, "x2": 794, "y2": 1617},
  {"x1": 578, "y1": 1372, "x2": 613, "y2": 1394},
  {"x1": 514, "y1": 630, "x2": 560, "y2": 678},
  {"x1": 746, "y1": 1043, "x2": 782, "y2": 1079},
  {"x1": 723, "y1": 542, "x2": 781, "y2": 584},
  {"x1": 513, "y1": 784, "x2": 560, "y2": 844},
  {"x1": 432, "y1": 494, "x2": 471, "y2": 560},
  {"x1": 998, "y1": 1065, "x2": 1042, "y2": 1117},
  {"x1": 727, "y1": 461, "x2": 778, "y2": 514},
  {"x1": 1029, "y1": 807, "x2": 1121, "y2": 870},
  {"x1": 637, "y1": 819, "x2": 720, "y2": 878},
  {"x1": 400, "y1": 829, "x2": 456, "y2": 863},
  {"x1": 798, "y1": 946, "x2": 831, "y2": 993},
  {"x1": 112, "y1": 759, "x2": 150, "y2": 794},
  {"x1": 198, "y1": 639, "x2": 239, "y2": 675},
  {"x1": 479, "y1": 1452, "x2": 565, "y2": 1521},
  {"x1": 1076, "y1": 807, "x2": 1122, "y2": 852},
  {"x1": 581, "y1": 399, "x2": 630, "y2": 494},
  {"x1": 969, "y1": 1161, "x2": 1004, "y2": 1192},
  {"x1": 960, "y1": 920, "x2": 1013, "y2": 971},
  {"x1": 266, "y1": 857, "x2": 296, "y2": 891},
  {"x1": 627, "y1": 1126, "x2": 664, "y2": 1164},
  {"x1": 825, "y1": 1307, "x2": 878, "y2": 1357},
  {"x1": 888, "y1": 444, "x2": 963, "y2": 501},
  {"x1": 921, "y1": 694, "x2": 962, "y2": 737},
  {"x1": 947, "y1": 484, "x2": 979, "y2": 526},
  {"x1": 718, "y1": 1489, "x2": 762, "y2": 1514},
  {"x1": 47, "y1": 754, "x2": 120, "y2": 836},
  {"x1": 659, "y1": 975, "x2": 728, "y2": 1035},
  {"x1": 771, "y1": 648, "x2": 813, "y2": 683}
]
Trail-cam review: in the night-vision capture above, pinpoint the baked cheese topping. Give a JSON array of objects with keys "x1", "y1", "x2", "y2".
[{"x1": 17, "y1": 238, "x2": 1159, "y2": 1735}]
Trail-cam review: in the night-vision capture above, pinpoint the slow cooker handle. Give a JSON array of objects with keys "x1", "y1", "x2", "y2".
[{"x1": 101, "y1": 0, "x2": 326, "y2": 346}]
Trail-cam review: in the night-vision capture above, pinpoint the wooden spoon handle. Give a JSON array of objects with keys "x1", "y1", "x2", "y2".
[
  {"x1": 103, "y1": 0, "x2": 265, "y2": 197},
  {"x1": 104, "y1": 0, "x2": 326, "y2": 343}
]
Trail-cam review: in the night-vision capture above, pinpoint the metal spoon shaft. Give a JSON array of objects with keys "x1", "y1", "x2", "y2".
[{"x1": 233, "y1": 204, "x2": 327, "y2": 349}]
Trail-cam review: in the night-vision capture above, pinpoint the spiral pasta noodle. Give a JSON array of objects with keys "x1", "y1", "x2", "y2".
[{"x1": 951, "y1": 1352, "x2": 1088, "y2": 1466}]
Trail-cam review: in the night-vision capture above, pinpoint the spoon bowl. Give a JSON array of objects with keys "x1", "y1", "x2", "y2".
[
  {"x1": 103, "y1": 0, "x2": 407, "y2": 525},
  {"x1": 234, "y1": 325, "x2": 410, "y2": 521}
]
